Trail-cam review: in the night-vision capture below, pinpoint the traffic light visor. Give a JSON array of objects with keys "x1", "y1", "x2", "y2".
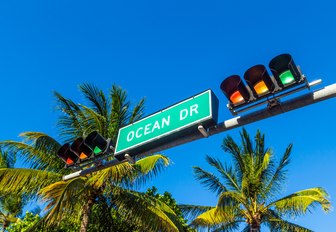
[
  {"x1": 220, "y1": 75, "x2": 250, "y2": 105},
  {"x1": 244, "y1": 65, "x2": 275, "y2": 97},
  {"x1": 70, "y1": 137, "x2": 92, "y2": 160},
  {"x1": 57, "y1": 143, "x2": 78, "y2": 165},
  {"x1": 269, "y1": 54, "x2": 301, "y2": 87},
  {"x1": 84, "y1": 131, "x2": 108, "y2": 154}
]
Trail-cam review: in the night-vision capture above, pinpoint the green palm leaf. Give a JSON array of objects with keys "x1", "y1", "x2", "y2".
[
  {"x1": 193, "y1": 166, "x2": 227, "y2": 196},
  {"x1": 40, "y1": 177, "x2": 87, "y2": 225},
  {"x1": 113, "y1": 187, "x2": 181, "y2": 232},
  {"x1": 0, "y1": 168, "x2": 61, "y2": 196},
  {"x1": 269, "y1": 187, "x2": 331, "y2": 216},
  {"x1": 187, "y1": 129, "x2": 330, "y2": 231}
]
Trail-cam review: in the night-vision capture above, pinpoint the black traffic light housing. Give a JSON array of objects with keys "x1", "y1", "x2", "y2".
[
  {"x1": 57, "y1": 143, "x2": 79, "y2": 166},
  {"x1": 84, "y1": 131, "x2": 109, "y2": 155},
  {"x1": 244, "y1": 64, "x2": 275, "y2": 97},
  {"x1": 220, "y1": 53, "x2": 306, "y2": 114},
  {"x1": 269, "y1": 53, "x2": 302, "y2": 88},
  {"x1": 220, "y1": 75, "x2": 251, "y2": 106},
  {"x1": 70, "y1": 137, "x2": 93, "y2": 161},
  {"x1": 57, "y1": 131, "x2": 114, "y2": 167}
]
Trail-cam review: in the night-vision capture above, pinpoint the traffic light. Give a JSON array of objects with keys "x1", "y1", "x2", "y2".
[
  {"x1": 269, "y1": 54, "x2": 302, "y2": 88},
  {"x1": 220, "y1": 75, "x2": 250, "y2": 106},
  {"x1": 220, "y1": 53, "x2": 305, "y2": 111},
  {"x1": 70, "y1": 137, "x2": 93, "y2": 160},
  {"x1": 244, "y1": 64, "x2": 275, "y2": 97},
  {"x1": 57, "y1": 143, "x2": 78, "y2": 166},
  {"x1": 57, "y1": 131, "x2": 112, "y2": 167},
  {"x1": 84, "y1": 131, "x2": 108, "y2": 155}
]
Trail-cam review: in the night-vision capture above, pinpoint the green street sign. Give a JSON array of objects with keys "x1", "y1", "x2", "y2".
[{"x1": 114, "y1": 90, "x2": 219, "y2": 160}]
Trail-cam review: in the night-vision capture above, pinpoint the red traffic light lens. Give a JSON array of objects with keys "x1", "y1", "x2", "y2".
[
  {"x1": 220, "y1": 75, "x2": 250, "y2": 105},
  {"x1": 229, "y1": 90, "x2": 245, "y2": 104},
  {"x1": 57, "y1": 143, "x2": 78, "y2": 165}
]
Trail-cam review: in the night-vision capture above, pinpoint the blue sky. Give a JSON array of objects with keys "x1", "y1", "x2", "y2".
[{"x1": 1, "y1": 0, "x2": 336, "y2": 230}]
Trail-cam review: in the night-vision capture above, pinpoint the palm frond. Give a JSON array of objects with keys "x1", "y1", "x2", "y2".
[
  {"x1": 39, "y1": 177, "x2": 87, "y2": 225},
  {"x1": 128, "y1": 97, "x2": 145, "y2": 123},
  {"x1": 0, "y1": 140, "x2": 64, "y2": 172},
  {"x1": 240, "y1": 128, "x2": 253, "y2": 156},
  {"x1": 0, "y1": 147, "x2": 15, "y2": 168},
  {"x1": 131, "y1": 154, "x2": 170, "y2": 187},
  {"x1": 264, "y1": 209, "x2": 313, "y2": 232},
  {"x1": 88, "y1": 162, "x2": 134, "y2": 189},
  {"x1": 221, "y1": 136, "x2": 245, "y2": 179},
  {"x1": 80, "y1": 105, "x2": 107, "y2": 136},
  {"x1": 265, "y1": 144, "x2": 292, "y2": 196},
  {"x1": 0, "y1": 168, "x2": 62, "y2": 196},
  {"x1": 79, "y1": 83, "x2": 109, "y2": 119},
  {"x1": 113, "y1": 188, "x2": 181, "y2": 232},
  {"x1": 268, "y1": 187, "x2": 331, "y2": 216},
  {"x1": 191, "y1": 207, "x2": 237, "y2": 229},
  {"x1": 179, "y1": 204, "x2": 214, "y2": 221},
  {"x1": 205, "y1": 155, "x2": 241, "y2": 192},
  {"x1": 109, "y1": 85, "x2": 130, "y2": 138},
  {"x1": 193, "y1": 166, "x2": 227, "y2": 196},
  {"x1": 54, "y1": 91, "x2": 87, "y2": 142}
]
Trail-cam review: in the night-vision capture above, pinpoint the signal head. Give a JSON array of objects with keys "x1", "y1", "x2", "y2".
[
  {"x1": 70, "y1": 137, "x2": 93, "y2": 160},
  {"x1": 84, "y1": 131, "x2": 108, "y2": 155},
  {"x1": 269, "y1": 54, "x2": 302, "y2": 88},
  {"x1": 57, "y1": 143, "x2": 78, "y2": 166},
  {"x1": 220, "y1": 75, "x2": 251, "y2": 106},
  {"x1": 244, "y1": 64, "x2": 275, "y2": 97}
]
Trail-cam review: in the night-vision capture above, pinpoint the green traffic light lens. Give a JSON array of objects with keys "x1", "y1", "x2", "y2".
[
  {"x1": 93, "y1": 146, "x2": 102, "y2": 154},
  {"x1": 279, "y1": 70, "x2": 295, "y2": 85}
]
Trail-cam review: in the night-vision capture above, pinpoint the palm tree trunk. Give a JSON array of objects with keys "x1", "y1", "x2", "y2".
[
  {"x1": 80, "y1": 198, "x2": 94, "y2": 232},
  {"x1": 250, "y1": 225, "x2": 260, "y2": 232}
]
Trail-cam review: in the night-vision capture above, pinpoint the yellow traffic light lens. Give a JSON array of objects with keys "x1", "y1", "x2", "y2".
[
  {"x1": 254, "y1": 80, "x2": 269, "y2": 95},
  {"x1": 79, "y1": 152, "x2": 88, "y2": 159},
  {"x1": 279, "y1": 70, "x2": 295, "y2": 85},
  {"x1": 230, "y1": 91, "x2": 245, "y2": 104}
]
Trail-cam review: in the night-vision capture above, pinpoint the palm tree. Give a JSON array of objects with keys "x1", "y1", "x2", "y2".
[
  {"x1": 181, "y1": 128, "x2": 331, "y2": 231},
  {"x1": 0, "y1": 148, "x2": 25, "y2": 231},
  {"x1": 0, "y1": 83, "x2": 183, "y2": 232}
]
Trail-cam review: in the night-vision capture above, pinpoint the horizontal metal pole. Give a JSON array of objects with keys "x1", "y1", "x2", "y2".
[{"x1": 63, "y1": 83, "x2": 336, "y2": 181}]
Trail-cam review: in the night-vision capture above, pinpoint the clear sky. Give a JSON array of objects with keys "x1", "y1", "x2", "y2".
[{"x1": 1, "y1": 0, "x2": 336, "y2": 231}]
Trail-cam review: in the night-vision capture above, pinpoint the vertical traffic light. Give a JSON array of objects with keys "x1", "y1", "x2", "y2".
[
  {"x1": 70, "y1": 137, "x2": 93, "y2": 160},
  {"x1": 84, "y1": 131, "x2": 108, "y2": 155},
  {"x1": 244, "y1": 65, "x2": 275, "y2": 97},
  {"x1": 57, "y1": 143, "x2": 78, "y2": 166},
  {"x1": 220, "y1": 75, "x2": 251, "y2": 106},
  {"x1": 269, "y1": 53, "x2": 302, "y2": 88}
]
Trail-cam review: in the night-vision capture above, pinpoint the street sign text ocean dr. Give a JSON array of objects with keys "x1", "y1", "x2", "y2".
[{"x1": 114, "y1": 90, "x2": 218, "y2": 160}]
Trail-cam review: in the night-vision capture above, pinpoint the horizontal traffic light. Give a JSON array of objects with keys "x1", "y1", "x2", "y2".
[
  {"x1": 220, "y1": 53, "x2": 304, "y2": 109},
  {"x1": 57, "y1": 131, "x2": 111, "y2": 166}
]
